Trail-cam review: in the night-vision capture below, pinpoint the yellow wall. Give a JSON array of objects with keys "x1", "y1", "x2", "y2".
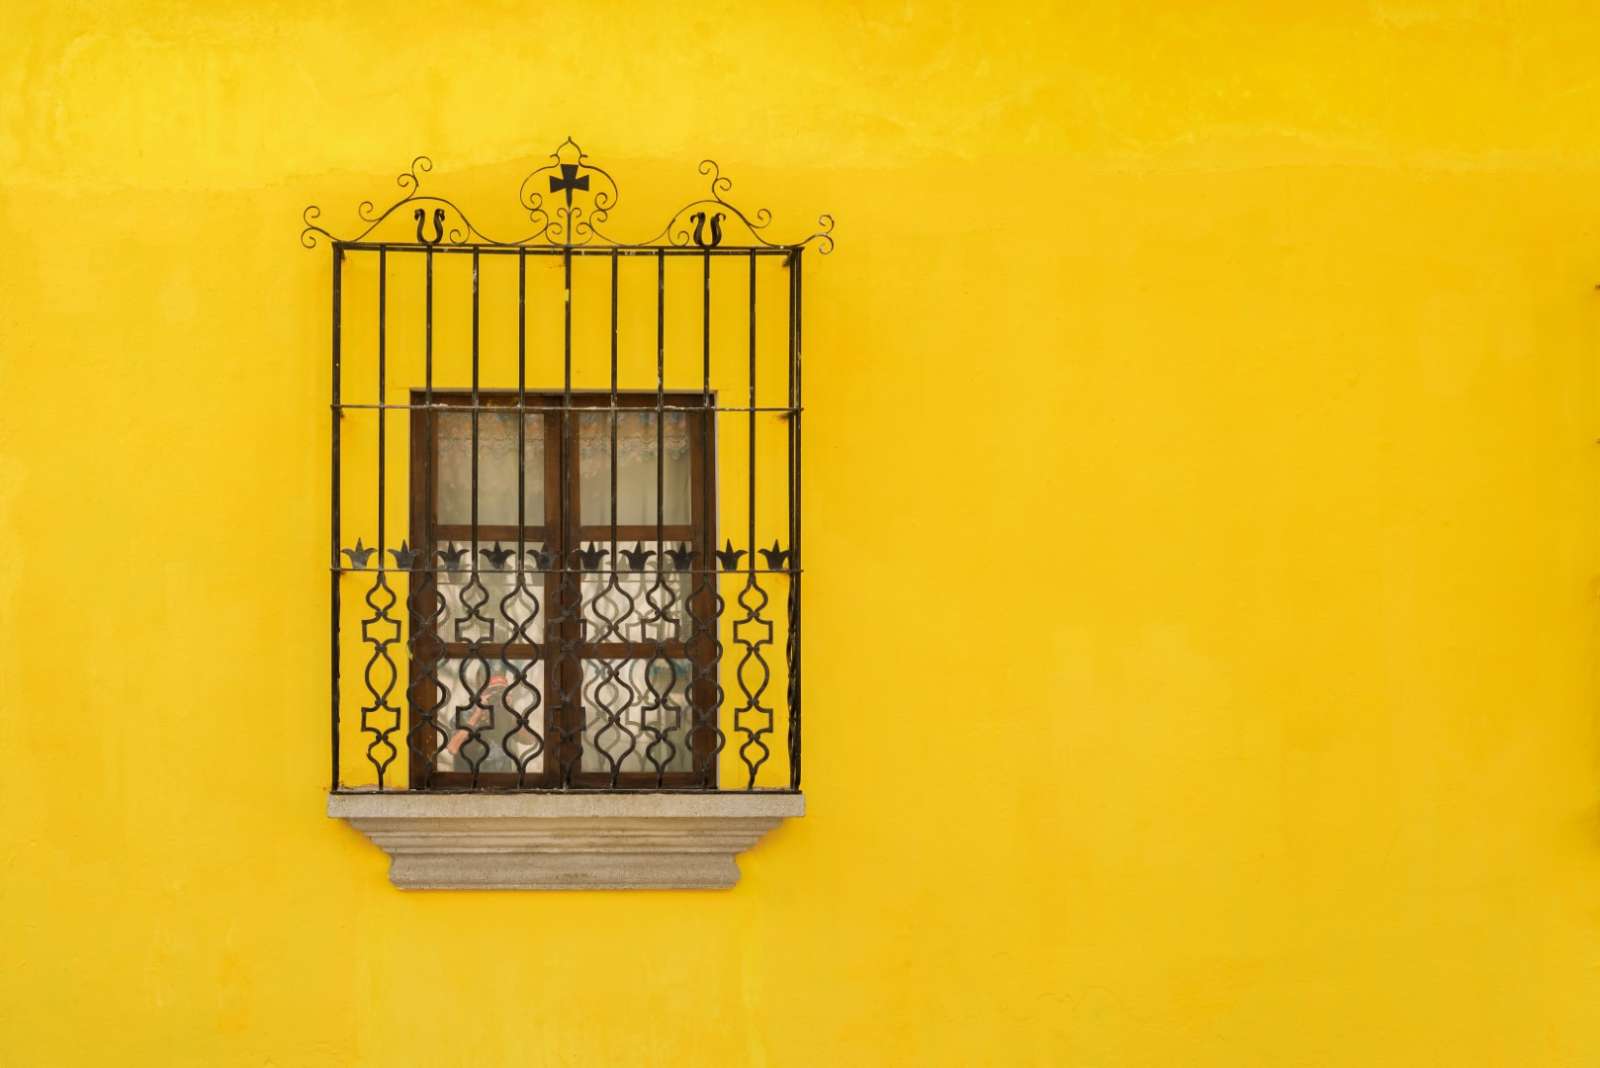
[{"x1": 4, "y1": 2, "x2": 1600, "y2": 1064}]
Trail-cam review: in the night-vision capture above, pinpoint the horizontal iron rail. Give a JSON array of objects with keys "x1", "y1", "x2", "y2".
[
  {"x1": 328, "y1": 787, "x2": 804, "y2": 795},
  {"x1": 337, "y1": 242, "x2": 801, "y2": 256},
  {"x1": 333, "y1": 402, "x2": 801, "y2": 413},
  {"x1": 332, "y1": 567, "x2": 803, "y2": 575}
]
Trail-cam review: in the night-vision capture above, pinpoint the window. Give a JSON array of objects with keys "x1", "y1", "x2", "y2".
[
  {"x1": 410, "y1": 392, "x2": 718, "y2": 788},
  {"x1": 311, "y1": 142, "x2": 828, "y2": 887}
]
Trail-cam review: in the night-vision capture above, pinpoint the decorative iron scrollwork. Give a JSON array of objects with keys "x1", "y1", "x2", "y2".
[
  {"x1": 301, "y1": 138, "x2": 835, "y2": 253},
  {"x1": 690, "y1": 211, "x2": 724, "y2": 249},
  {"x1": 414, "y1": 207, "x2": 445, "y2": 246}
]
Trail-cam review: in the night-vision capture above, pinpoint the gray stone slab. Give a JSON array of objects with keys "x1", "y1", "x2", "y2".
[{"x1": 329, "y1": 791, "x2": 804, "y2": 890}]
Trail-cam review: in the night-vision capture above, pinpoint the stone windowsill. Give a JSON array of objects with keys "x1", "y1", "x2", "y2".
[{"x1": 328, "y1": 790, "x2": 804, "y2": 890}]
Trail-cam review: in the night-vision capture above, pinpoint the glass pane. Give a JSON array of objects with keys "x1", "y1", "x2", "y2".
[
  {"x1": 433, "y1": 658, "x2": 545, "y2": 775},
  {"x1": 436, "y1": 410, "x2": 545, "y2": 527},
  {"x1": 436, "y1": 549, "x2": 545, "y2": 645},
  {"x1": 580, "y1": 657, "x2": 695, "y2": 773},
  {"x1": 577, "y1": 410, "x2": 691, "y2": 526},
  {"x1": 579, "y1": 543, "x2": 692, "y2": 643}
]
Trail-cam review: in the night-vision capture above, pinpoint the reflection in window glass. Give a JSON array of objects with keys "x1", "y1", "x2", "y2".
[{"x1": 433, "y1": 658, "x2": 545, "y2": 775}]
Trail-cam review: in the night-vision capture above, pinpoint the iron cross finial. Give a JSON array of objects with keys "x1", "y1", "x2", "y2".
[{"x1": 549, "y1": 163, "x2": 590, "y2": 207}]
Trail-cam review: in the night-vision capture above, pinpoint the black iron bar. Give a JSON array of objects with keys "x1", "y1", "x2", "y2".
[
  {"x1": 517, "y1": 250, "x2": 527, "y2": 549},
  {"x1": 419, "y1": 247, "x2": 435, "y2": 789},
  {"x1": 331, "y1": 786, "x2": 801, "y2": 795},
  {"x1": 336, "y1": 566, "x2": 799, "y2": 575},
  {"x1": 424, "y1": 247, "x2": 434, "y2": 542},
  {"x1": 470, "y1": 249, "x2": 480, "y2": 555},
  {"x1": 560, "y1": 246, "x2": 574, "y2": 785},
  {"x1": 513, "y1": 249, "x2": 529, "y2": 786},
  {"x1": 372, "y1": 246, "x2": 391, "y2": 789},
  {"x1": 653, "y1": 248, "x2": 668, "y2": 784},
  {"x1": 340, "y1": 243, "x2": 796, "y2": 257},
  {"x1": 330, "y1": 244, "x2": 343, "y2": 791},
  {"x1": 700, "y1": 249, "x2": 716, "y2": 788},
  {"x1": 610, "y1": 251, "x2": 619, "y2": 559},
  {"x1": 609, "y1": 250, "x2": 625, "y2": 786},
  {"x1": 463, "y1": 248, "x2": 487, "y2": 788},
  {"x1": 789, "y1": 249, "x2": 803, "y2": 790},
  {"x1": 747, "y1": 251, "x2": 756, "y2": 567},
  {"x1": 377, "y1": 248, "x2": 386, "y2": 554},
  {"x1": 333, "y1": 402, "x2": 799, "y2": 413},
  {"x1": 793, "y1": 251, "x2": 804, "y2": 788}
]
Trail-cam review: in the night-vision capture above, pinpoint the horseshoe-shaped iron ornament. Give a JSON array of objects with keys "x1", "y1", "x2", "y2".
[
  {"x1": 690, "y1": 210, "x2": 725, "y2": 249},
  {"x1": 413, "y1": 206, "x2": 445, "y2": 246}
]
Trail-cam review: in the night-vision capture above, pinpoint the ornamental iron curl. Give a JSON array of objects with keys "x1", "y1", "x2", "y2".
[{"x1": 301, "y1": 138, "x2": 835, "y2": 253}]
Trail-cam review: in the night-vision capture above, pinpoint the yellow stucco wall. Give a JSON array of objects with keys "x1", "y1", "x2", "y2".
[{"x1": 5, "y1": 2, "x2": 1600, "y2": 1064}]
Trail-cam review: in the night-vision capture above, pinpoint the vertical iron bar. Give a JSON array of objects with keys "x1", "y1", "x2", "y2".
[
  {"x1": 656, "y1": 251, "x2": 666, "y2": 559},
  {"x1": 654, "y1": 248, "x2": 667, "y2": 785},
  {"x1": 374, "y1": 247, "x2": 390, "y2": 790},
  {"x1": 470, "y1": 250, "x2": 480, "y2": 553},
  {"x1": 609, "y1": 251, "x2": 623, "y2": 784},
  {"x1": 790, "y1": 249, "x2": 803, "y2": 790},
  {"x1": 421, "y1": 247, "x2": 434, "y2": 789},
  {"x1": 656, "y1": 251, "x2": 666, "y2": 540},
  {"x1": 740, "y1": 249, "x2": 765, "y2": 789},
  {"x1": 377, "y1": 248, "x2": 387, "y2": 554},
  {"x1": 561, "y1": 247, "x2": 574, "y2": 784},
  {"x1": 514, "y1": 249, "x2": 528, "y2": 785},
  {"x1": 610, "y1": 252, "x2": 619, "y2": 557},
  {"x1": 330, "y1": 245, "x2": 343, "y2": 791},
  {"x1": 425, "y1": 248, "x2": 434, "y2": 536},
  {"x1": 517, "y1": 251, "x2": 527, "y2": 550},
  {"x1": 464, "y1": 249, "x2": 486, "y2": 787},
  {"x1": 701, "y1": 249, "x2": 714, "y2": 789},
  {"x1": 747, "y1": 251, "x2": 756, "y2": 566},
  {"x1": 425, "y1": 249, "x2": 434, "y2": 401}
]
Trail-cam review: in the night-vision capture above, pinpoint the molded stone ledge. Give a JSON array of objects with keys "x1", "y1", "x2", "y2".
[{"x1": 328, "y1": 791, "x2": 804, "y2": 890}]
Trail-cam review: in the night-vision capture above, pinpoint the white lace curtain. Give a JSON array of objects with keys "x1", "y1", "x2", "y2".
[{"x1": 434, "y1": 409, "x2": 691, "y2": 527}]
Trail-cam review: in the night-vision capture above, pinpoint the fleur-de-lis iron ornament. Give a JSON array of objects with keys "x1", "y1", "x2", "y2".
[
  {"x1": 480, "y1": 542, "x2": 516, "y2": 569},
  {"x1": 715, "y1": 540, "x2": 746, "y2": 570},
  {"x1": 341, "y1": 539, "x2": 376, "y2": 569},
  {"x1": 575, "y1": 543, "x2": 610, "y2": 570},
  {"x1": 620, "y1": 543, "x2": 655, "y2": 571},
  {"x1": 388, "y1": 541, "x2": 418, "y2": 570},
  {"x1": 300, "y1": 139, "x2": 835, "y2": 253},
  {"x1": 437, "y1": 544, "x2": 468, "y2": 571},
  {"x1": 758, "y1": 541, "x2": 791, "y2": 570},
  {"x1": 665, "y1": 544, "x2": 697, "y2": 571},
  {"x1": 526, "y1": 546, "x2": 559, "y2": 570}
]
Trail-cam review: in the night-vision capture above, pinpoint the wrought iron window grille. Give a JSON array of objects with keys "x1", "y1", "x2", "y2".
[{"x1": 307, "y1": 139, "x2": 831, "y2": 801}]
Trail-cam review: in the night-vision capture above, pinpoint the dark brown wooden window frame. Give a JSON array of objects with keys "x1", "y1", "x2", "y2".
[{"x1": 408, "y1": 389, "x2": 719, "y2": 790}]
